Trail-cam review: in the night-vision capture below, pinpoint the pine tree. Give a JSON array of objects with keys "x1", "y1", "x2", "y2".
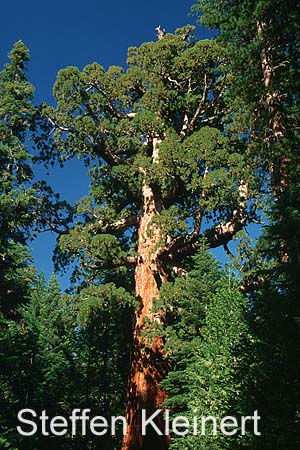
[
  {"x1": 44, "y1": 26, "x2": 256, "y2": 449},
  {"x1": 72, "y1": 283, "x2": 135, "y2": 450},
  {"x1": 0, "y1": 41, "x2": 76, "y2": 449},
  {"x1": 0, "y1": 38, "x2": 74, "y2": 319},
  {"x1": 0, "y1": 309, "x2": 36, "y2": 449}
]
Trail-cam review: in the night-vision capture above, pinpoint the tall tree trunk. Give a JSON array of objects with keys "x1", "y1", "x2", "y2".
[
  {"x1": 122, "y1": 140, "x2": 170, "y2": 450},
  {"x1": 258, "y1": 20, "x2": 292, "y2": 263},
  {"x1": 258, "y1": 21, "x2": 288, "y2": 193}
]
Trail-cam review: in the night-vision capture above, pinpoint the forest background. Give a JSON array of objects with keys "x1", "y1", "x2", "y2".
[{"x1": 0, "y1": 1, "x2": 300, "y2": 450}]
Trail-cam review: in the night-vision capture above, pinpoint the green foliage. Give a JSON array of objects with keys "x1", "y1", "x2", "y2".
[
  {"x1": 0, "y1": 41, "x2": 38, "y2": 317},
  {"x1": 159, "y1": 252, "x2": 252, "y2": 450},
  {"x1": 0, "y1": 41, "x2": 35, "y2": 237},
  {"x1": 0, "y1": 275, "x2": 134, "y2": 450},
  {"x1": 2, "y1": 11, "x2": 299, "y2": 449},
  {"x1": 194, "y1": 0, "x2": 300, "y2": 170},
  {"x1": 244, "y1": 185, "x2": 300, "y2": 449},
  {"x1": 192, "y1": 1, "x2": 300, "y2": 448},
  {"x1": 156, "y1": 250, "x2": 223, "y2": 356},
  {"x1": 43, "y1": 28, "x2": 256, "y2": 289}
]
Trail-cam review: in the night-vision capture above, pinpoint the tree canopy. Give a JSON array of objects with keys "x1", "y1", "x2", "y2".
[{"x1": 0, "y1": 3, "x2": 300, "y2": 449}]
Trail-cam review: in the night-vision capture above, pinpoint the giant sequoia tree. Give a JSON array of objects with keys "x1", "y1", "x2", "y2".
[
  {"x1": 2, "y1": 5, "x2": 299, "y2": 449},
  {"x1": 44, "y1": 26, "x2": 256, "y2": 450}
]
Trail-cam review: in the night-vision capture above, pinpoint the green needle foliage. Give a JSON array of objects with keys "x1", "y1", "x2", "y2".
[
  {"x1": 158, "y1": 250, "x2": 253, "y2": 450},
  {"x1": 0, "y1": 274, "x2": 134, "y2": 450},
  {"x1": 0, "y1": 5, "x2": 299, "y2": 448},
  {"x1": 0, "y1": 41, "x2": 37, "y2": 316},
  {"x1": 193, "y1": 1, "x2": 300, "y2": 448},
  {"x1": 0, "y1": 41, "x2": 72, "y2": 316},
  {"x1": 44, "y1": 26, "x2": 254, "y2": 288}
]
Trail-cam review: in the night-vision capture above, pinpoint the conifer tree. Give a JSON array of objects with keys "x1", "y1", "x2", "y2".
[
  {"x1": 0, "y1": 42, "x2": 73, "y2": 449},
  {"x1": 193, "y1": 1, "x2": 300, "y2": 447},
  {"x1": 45, "y1": 27, "x2": 256, "y2": 450},
  {"x1": 193, "y1": 0, "x2": 300, "y2": 262},
  {"x1": 0, "y1": 41, "x2": 37, "y2": 316},
  {"x1": 0, "y1": 41, "x2": 71, "y2": 316},
  {"x1": 72, "y1": 283, "x2": 135, "y2": 450},
  {"x1": 0, "y1": 276, "x2": 73, "y2": 449},
  {"x1": 0, "y1": 275, "x2": 135, "y2": 450},
  {"x1": 0, "y1": 42, "x2": 39, "y2": 447},
  {"x1": 159, "y1": 251, "x2": 252, "y2": 450}
]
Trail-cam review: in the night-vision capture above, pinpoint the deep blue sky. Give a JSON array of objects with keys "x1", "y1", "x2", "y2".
[
  {"x1": 0, "y1": 1, "x2": 219, "y2": 287},
  {"x1": 1, "y1": 0, "x2": 207, "y2": 104}
]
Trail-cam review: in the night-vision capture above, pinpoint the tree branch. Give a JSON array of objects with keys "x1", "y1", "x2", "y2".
[
  {"x1": 90, "y1": 255, "x2": 138, "y2": 271},
  {"x1": 189, "y1": 73, "x2": 209, "y2": 131},
  {"x1": 93, "y1": 141, "x2": 127, "y2": 166},
  {"x1": 203, "y1": 214, "x2": 247, "y2": 248},
  {"x1": 95, "y1": 215, "x2": 140, "y2": 231},
  {"x1": 159, "y1": 179, "x2": 249, "y2": 263},
  {"x1": 193, "y1": 165, "x2": 208, "y2": 235},
  {"x1": 47, "y1": 117, "x2": 72, "y2": 134},
  {"x1": 90, "y1": 82, "x2": 137, "y2": 120}
]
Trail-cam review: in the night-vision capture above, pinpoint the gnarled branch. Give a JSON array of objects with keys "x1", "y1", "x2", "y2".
[{"x1": 159, "y1": 179, "x2": 249, "y2": 264}]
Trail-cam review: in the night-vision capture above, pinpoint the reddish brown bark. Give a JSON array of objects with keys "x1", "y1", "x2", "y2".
[{"x1": 122, "y1": 174, "x2": 170, "y2": 450}]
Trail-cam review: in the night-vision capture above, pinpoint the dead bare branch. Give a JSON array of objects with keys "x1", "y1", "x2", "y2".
[{"x1": 189, "y1": 73, "x2": 209, "y2": 131}]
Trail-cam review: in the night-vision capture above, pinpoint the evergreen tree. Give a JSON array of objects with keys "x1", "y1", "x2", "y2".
[
  {"x1": 193, "y1": 0, "x2": 300, "y2": 257},
  {"x1": 0, "y1": 309, "x2": 35, "y2": 449},
  {"x1": 0, "y1": 42, "x2": 72, "y2": 448},
  {"x1": 0, "y1": 40, "x2": 71, "y2": 315},
  {"x1": 44, "y1": 26, "x2": 256, "y2": 450},
  {"x1": 0, "y1": 274, "x2": 135, "y2": 450},
  {"x1": 193, "y1": 1, "x2": 300, "y2": 448},
  {"x1": 0, "y1": 276, "x2": 73, "y2": 450},
  {"x1": 72, "y1": 283, "x2": 135, "y2": 450},
  {"x1": 0, "y1": 41, "x2": 37, "y2": 316},
  {"x1": 0, "y1": 41, "x2": 38, "y2": 449},
  {"x1": 159, "y1": 251, "x2": 252, "y2": 450}
]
